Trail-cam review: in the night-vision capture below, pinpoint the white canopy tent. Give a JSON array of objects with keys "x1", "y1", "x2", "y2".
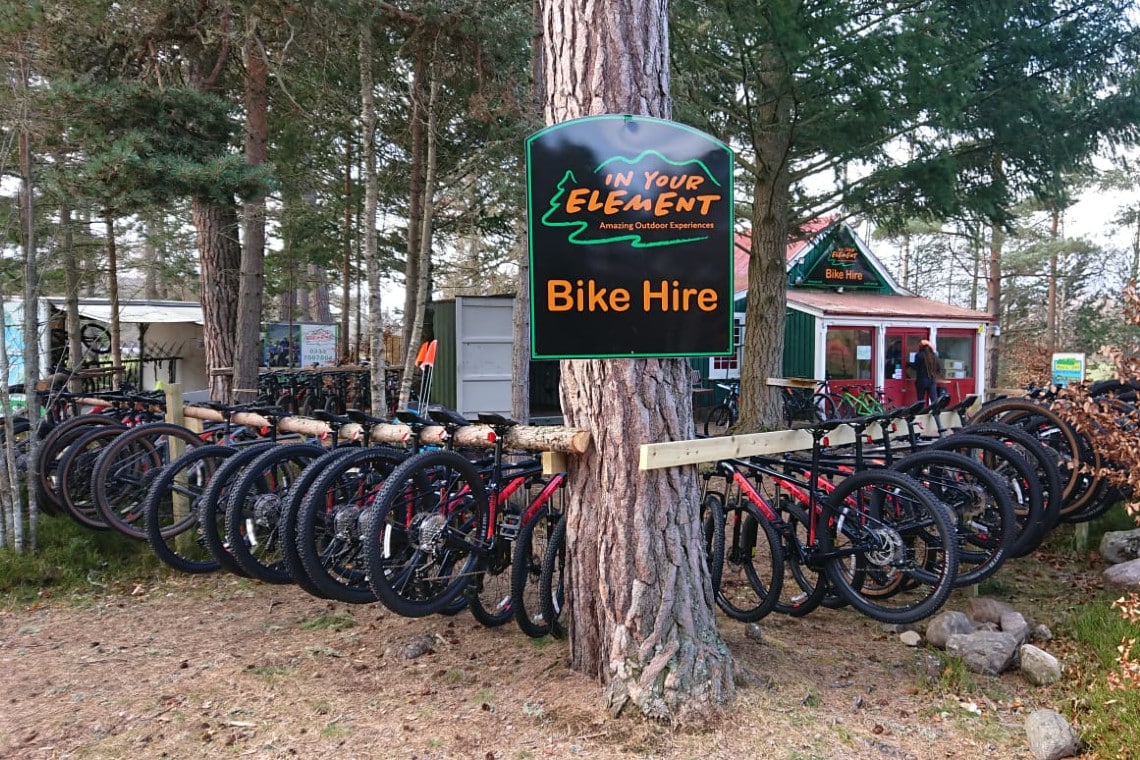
[{"x1": 43, "y1": 298, "x2": 207, "y2": 391}]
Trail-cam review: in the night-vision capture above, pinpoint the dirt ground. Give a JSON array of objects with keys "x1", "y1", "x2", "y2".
[{"x1": 0, "y1": 546, "x2": 1091, "y2": 760}]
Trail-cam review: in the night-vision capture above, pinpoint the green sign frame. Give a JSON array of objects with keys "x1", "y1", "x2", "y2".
[{"x1": 526, "y1": 115, "x2": 734, "y2": 359}]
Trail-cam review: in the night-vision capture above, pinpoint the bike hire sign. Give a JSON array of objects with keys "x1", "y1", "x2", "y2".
[{"x1": 526, "y1": 115, "x2": 734, "y2": 359}]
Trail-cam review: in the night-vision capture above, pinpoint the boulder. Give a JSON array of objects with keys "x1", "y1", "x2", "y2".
[
  {"x1": 1103, "y1": 557, "x2": 1140, "y2": 589},
  {"x1": 945, "y1": 630, "x2": 1019, "y2": 675},
  {"x1": 926, "y1": 610, "x2": 973, "y2": 649},
  {"x1": 1020, "y1": 644, "x2": 1062, "y2": 686},
  {"x1": 1000, "y1": 610, "x2": 1031, "y2": 644},
  {"x1": 899, "y1": 630, "x2": 923, "y2": 647},
  {"x1": 1025, "y1": 709, "x2": 1080, "y2": 760},
  {"x1": 1100, "y1": 527, "x2": 1140, "y2": 564},
  {"x1": 966, "y1": 596, "x2": 1014, "y2": 624}
]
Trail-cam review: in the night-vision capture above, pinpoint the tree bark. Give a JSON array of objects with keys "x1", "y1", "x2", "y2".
[
  {"x1": 737, "y1": 42, "x2": 794, "y2": 434},
  {"x1": 402, "y1": 39, "x2": 428, "y2": 353},
  {"x1": 61, "y1": 204, "x2": 84, "y2": 393},
  {"x1": 540, "y1": 0, "x2": 734, "y2": 723},
  {"x1": 234, "y1": 14, "x2": 270, "y2": 401},
  {"x1": 986, "y1": 227, "x2": 1003, "y2": 393},
  {"x1": 103, "y1": 214, "x2": 124, "y2": 390},
  {"x1": 399, "y1": 53, "x2": 438, "y2": 408},
  {"x1": 1046, "y1": 207, "x2": 1059, "y2": 353},
  {"x1": 342, "y1": 138, "x2": 354, "y2": 361},
  {"x1": 511, "y1": 213, "x2": 531, "y2": 423},
  {"x1": 192, "y1": 198, "x2": 241, "y2": 401},
  {"x1": 360, "y1": 21, "x2": 387, "y2": 413},
  {"x1": 142, "y1": 215, "x2": 163, "y2": 300}
]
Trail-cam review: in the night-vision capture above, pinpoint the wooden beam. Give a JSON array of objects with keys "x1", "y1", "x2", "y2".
[
  {"x1": 72, "y1": 396, "x2": 590, "y2": 453},
  {"x1": 639, "y1": 413, "x2": 961, "y2": 470},
  {"x1": 765, "y1": 376, "x2": 820, "y2": 389}
]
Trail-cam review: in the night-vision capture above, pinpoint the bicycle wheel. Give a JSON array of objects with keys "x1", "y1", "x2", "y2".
[
  {"x1": 890, "y1": 449, "x2": 1015, "y2": 587},
  {"x1": 224, "y1": 443, "x2": 328, "y2": 584},
  {"x1": 819, "y1": 393, "x2": 852, "y2": 420},
  {"x1": 821, "y1": 469, "x2": 959, "y2": 625},
  {"x1": 700, "y1": 492, "x2": 727, "y2": 596},
  {"x1": 144, "y1": 445, "x2": 236, "y2": 573},
  {"x1": 90, "y1": 422, "x2": 206, "y2": 539},
  {"x1": 928, "y1": 433, "x2": 1044, "y2": 558},
  {"x1": 714, "y1": 498, "x2": 783, "y2": 622},
  {"x1": 959, "y1": 421, "x2": 1064, "y2": 535},
  {"x1": 511, "y1": 505, "x2": 561, "y2": 638},
  {"x1": 704, "y1": 404, "x2": 735, "y2": 437},
  {"x1": 539, "y1": 516, "x2": 567, "y2": 639},
  {"x1": 2, "y1": 415, "x2": 32, "y2": 468},
  {"x1": 197, "y1": 442, "x2": 279, "y2": 577},
  {"x1": 968, "y1": 399, "x2": 1082, "y2": 499},
  {"x1": 771, "y1": 496, "x2": 829, "y2": 617},
  {"x1": 365, "y1": 450, "x2": 488, "y2": 618},
  {"x1": 279, "y1": 446, "x2": 366, "y2": 597},
  {"x1": 294, "y1": 447, "x2": 409, "y2": 603},
  {"x1": 80, "y1": 322, "x2": 111, "y2": 354},
  {"x1": 467, "y1": 511, "x2": 519, "y2": 628},
  {"x1": 35, "y1": 413, "x2": 120, "y2": 515},
  {"x1": 56, "y1": 424, "x2": 129, "y2": 530}
]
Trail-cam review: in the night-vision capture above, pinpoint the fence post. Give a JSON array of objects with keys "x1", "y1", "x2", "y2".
[
  {"x1": 1074, "y1": 522, "x2": 1089, "y2": 553},
  {"x1": 163, "y1": 384, "x2": 192, "y2": 542}
]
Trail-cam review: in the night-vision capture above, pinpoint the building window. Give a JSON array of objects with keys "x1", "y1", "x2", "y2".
[
  {"x1": 825, "y1": 327, "x2": 873, "y2": 380},
  {"x1": 713, "y1": 320, "x2": 743, "y2": 371},
  {"x1": 938, "y1": 334, "x2": 974, "y2": 379}
]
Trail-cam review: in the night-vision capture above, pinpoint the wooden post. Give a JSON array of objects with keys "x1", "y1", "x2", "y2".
[
  {"x1": 1074, "y1": 522, "x2": 1089, "y2": 553},
  {"x1": 163, "y1": 384, "x2": 192, "y2": 552}
]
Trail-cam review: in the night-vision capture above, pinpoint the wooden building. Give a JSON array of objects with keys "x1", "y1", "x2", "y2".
[{"x1": 704, "y1": 220, "x2": 994, "y2": 407}]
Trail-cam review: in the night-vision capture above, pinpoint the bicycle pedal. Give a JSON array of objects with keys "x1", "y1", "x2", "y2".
[{"x1": 498, "y1": 513, "x2": 522, "y2": 539}]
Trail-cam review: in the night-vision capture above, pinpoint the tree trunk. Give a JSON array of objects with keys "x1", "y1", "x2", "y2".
[
  {"x1": 402, "y1": 39, "x2": 428, "y2": 354},
  {"x1": 737, "y1": 42, "x2": 794, "y2": 434},
  {"x1": 540, "y1": 0, "x2": 734, "y2": 723},
  {"x1": 61, "y1": 204, "x2": 84, "y2": 393},
  {"x1": 142, "y1": 215, "x2": 162, "y2": 300},
  {"x1": 399, "y1": 53, "x2": 438, "y2": 408},
  {"x1": 360, "y1": 21, "x2": 387, "y2": 413},
  {"x1": 104, "y1": 214, "x2": 124, "y2": 391},
  {"x1": 309, "y1": 263, "x2": 331, "y2": 323},
  {"x1": 192, "y1": 198, "x2": 241, "y2": 401},
  {"x1": 342, "y1": 138, "x2": 354, "y2": 361},
  {"x1": 511, "y1": 213, "x2": 531, "y2": 423},
  {"x1": 1046, "y1": 207, "x2": 1059, "y2": 353},
  {"x1": 986, "y1": 223, "x2": 1003, "y2": 393},
  {"x1": 234, "y1": 14, "x2": 270, "y2": 401},
  {"x1": 11, "y1": 71, "x2": 37, "y2": 550}
]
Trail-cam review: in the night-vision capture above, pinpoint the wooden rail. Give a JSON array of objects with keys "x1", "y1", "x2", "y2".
[
  {"x1": 639, "y1": 412, "x2": 962, "y2": 470},
  {"x1": 74, "y1": 395, "x2": 591, "y2": 454}
]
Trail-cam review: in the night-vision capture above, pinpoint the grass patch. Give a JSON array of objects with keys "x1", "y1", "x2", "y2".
[
  {"x1": 0, "y1": 513, "x2": 158, "y2": 607},
  {"x1": 299, "y1": 608, "x2": 357, "y2": 631},
  {"x1": 249, "y1": 664, "x2": 294, "y2": 678},
  {"x1": 1057, "y1": 589, "x2": 1140, "y2": 760}
]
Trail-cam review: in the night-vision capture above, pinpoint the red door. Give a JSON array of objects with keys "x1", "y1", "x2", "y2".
[{"x1": 883, "y1": 328, "x2": 929, "y2": 408}]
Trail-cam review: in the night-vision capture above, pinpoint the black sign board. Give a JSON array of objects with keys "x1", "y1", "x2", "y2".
[
  {"x1": 799, "y1": 226, "x2": 882, "y2": 289},
  {"x1": 526, "y1": 115, "x2": 734, "y2": 359}
]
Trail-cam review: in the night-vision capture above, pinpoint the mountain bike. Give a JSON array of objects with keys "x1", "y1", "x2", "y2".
[
  {"x1": 707, "y1": 417, "x2": 960, "y2": 624},
  {"x1": 704, "y1": 381, "x2": 739, "y2": 436},
  {"x1": 362, "y1": 413, "x2": 566, "y2": 620}
]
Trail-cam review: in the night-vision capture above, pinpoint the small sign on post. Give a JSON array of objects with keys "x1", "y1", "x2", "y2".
[
  {"x1": 1051, "y1": 352, "x2": 1086, "y2": 386},
  {"x1": 526, "y1": 115, "x2": 734, "y2": 359}
]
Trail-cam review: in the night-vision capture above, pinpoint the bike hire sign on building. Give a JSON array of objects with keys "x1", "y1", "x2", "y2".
[{"x1": 526, "y1": 115, "x2": 734, "y2": 359}]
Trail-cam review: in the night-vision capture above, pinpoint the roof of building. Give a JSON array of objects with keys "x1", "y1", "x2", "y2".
[
  {"x1": 786, "y1": 289, "x2": 993, "y2": 322},
  {"x1": 732, "y1": 219, "x2": 992, "y2": 323}
]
